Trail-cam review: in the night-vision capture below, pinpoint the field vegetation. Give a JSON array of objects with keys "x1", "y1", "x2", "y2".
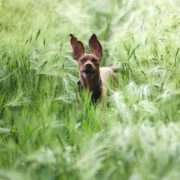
[{"x1": 0, "y1": 0, "x2": 180, "y2": 179}]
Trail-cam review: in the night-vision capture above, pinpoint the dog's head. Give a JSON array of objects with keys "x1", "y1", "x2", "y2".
[{"x1": 70, "y1": 34, "x2": 102, "y2": 78}]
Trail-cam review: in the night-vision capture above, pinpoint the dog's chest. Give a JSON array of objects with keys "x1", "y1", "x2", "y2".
[{"x1": 77, "y1": 80, "x2": 102, "y2": 103}]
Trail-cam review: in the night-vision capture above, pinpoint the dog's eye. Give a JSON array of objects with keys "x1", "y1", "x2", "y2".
[
  {"x1": 80, "y1": 58, "x2": 86, "y2": 63},
  {"x1": 91, "y1": 59, "x2": 98, "y2": 63}
]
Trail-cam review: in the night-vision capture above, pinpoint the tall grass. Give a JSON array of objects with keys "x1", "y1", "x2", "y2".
[{"x1": 0, "y1": 0, "x2": 180, "y2": 179}]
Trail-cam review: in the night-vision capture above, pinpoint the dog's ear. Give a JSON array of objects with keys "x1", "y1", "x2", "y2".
[
  {"x1": 70, "y1": 34, "x2": 85, "y2": 60},
  {"x1": 89, "y1": 34, "x2": 103, "y2": 59}
]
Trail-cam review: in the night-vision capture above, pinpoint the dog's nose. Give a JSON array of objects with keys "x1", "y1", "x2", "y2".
[{"x1": 85, "y1": 63, "x2": 92, "y2": 69}]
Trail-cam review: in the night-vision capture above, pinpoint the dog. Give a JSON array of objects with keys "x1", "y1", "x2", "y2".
[{"x1": 70, "y1": 33, "x2": 119, "y2": 103}]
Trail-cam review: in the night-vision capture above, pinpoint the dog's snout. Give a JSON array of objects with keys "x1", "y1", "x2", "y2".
[{"x1": 85, "y1": 63, "x2": 92, "y2": 69}]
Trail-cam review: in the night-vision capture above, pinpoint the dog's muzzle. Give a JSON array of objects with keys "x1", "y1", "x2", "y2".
[{"x1": 81, "y1": 70, "x2": 96, "y2": 78}]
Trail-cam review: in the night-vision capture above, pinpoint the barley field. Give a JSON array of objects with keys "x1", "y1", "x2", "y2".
[{"x1": 0, "y1": 0, "x2": 180, "y2": 179}]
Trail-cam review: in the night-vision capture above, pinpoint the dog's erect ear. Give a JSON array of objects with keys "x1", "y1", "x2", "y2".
[
  {"x1": 70, "y1": 34, "x2": 85, "y2": 60},
  {"x1": 89, "y1": 34, "x2": 103, "y2": 59}
]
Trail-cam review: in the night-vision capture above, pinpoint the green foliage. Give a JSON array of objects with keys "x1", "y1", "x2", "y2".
[{"x1": 0, "y1": 0, "x2": 180, "y2": 179}]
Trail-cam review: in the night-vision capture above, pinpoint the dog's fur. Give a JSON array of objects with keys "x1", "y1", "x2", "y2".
[{"x1": 70, "y1": 34, "x2": 119, "y2": 103}]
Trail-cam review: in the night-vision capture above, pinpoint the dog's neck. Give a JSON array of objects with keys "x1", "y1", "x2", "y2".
[
  {"x1": 79, "y1": 70, "x2": 101, "y2": 90},
  {"x1": 78, "y1": 71, "x2": 102, "y2": 103}
]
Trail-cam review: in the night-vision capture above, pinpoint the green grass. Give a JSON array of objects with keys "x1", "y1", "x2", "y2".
[{"x1": 0, "y1": 0, "x2": 180, "y2": 179}]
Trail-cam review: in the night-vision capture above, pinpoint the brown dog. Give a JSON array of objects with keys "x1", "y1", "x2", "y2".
[{"x1": 70, "y1": 34, "x2": 119, "y2": 103}]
